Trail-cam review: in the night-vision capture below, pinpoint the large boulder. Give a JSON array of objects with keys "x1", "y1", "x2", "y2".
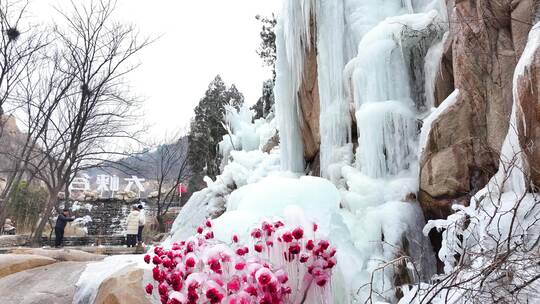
[
  {"x1": 0, "y1": 254, "x2": 56, "y2": 278},
  {"x1": 94, "y1": 266, "x2": 151, "y2": 304},
  {"x1": 11, "y1": 248, "x2": 105, "y2": 262},
  {"x1": 419, "y1": 0, "x2": 537, "y2": 220},
  {"x1": 0, "y1": 261, "x2": 87, "y2": 304}
]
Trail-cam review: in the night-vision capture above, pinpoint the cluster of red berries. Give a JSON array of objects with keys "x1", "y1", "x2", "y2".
[{"x1": 144, "y1": 218, "x2": 336, "y2": 304}]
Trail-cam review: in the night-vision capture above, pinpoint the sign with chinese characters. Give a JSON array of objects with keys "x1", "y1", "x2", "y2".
[
  {"x1": 69, "y1": 174, "x2": 91, "y2": 193},
  {"x1": 69, "y1": 174, "x2": 146, "y2": 198}
]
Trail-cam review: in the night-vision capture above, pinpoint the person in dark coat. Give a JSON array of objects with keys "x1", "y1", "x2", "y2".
[
  {"x1": 137, "y1": 204, "x2": 145, "y2": 245},
  {"x1": 55, "y1": 209, "x2": 75, "y2": 248}
]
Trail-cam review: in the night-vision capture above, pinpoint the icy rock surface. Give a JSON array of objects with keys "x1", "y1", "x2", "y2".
[{"x1": 404, "y1": 22, "x2": 540, "y2": 304}]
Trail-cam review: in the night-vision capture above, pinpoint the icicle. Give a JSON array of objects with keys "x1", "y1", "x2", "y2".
[
  {"x1": 356, "y1": 101, "x2": 417, "y2": 178},
  {"x1": 344, "y1": 10, "x2": 442, "y2": 178},
  {"x1": 423, "y1": 32, "x2": 448, "y2": 111},
  {"x1": 275, "y1": 0, "x2": 317, "y2": 173},
  {"x1": 317, "y1": 0, "x2": 352, "y2": 177}
]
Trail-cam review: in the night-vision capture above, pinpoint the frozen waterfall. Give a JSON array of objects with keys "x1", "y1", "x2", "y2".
[{"x1": 274, "y1": 0, "x2": 448, "y2": 301}]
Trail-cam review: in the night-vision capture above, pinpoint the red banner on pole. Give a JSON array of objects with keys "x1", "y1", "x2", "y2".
[{"x1": 177, "y1": 183, "x2": 188, "y2": 194}]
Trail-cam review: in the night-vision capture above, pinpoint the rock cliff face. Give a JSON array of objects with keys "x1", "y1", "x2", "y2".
[
  {"x1": 298, "y1": 14, "x2": 320, "y2": 166},
  {"x1": 515, "y1": 21, "x2": 540, "y2": 186},
  {"x1": 294, "y1": 1, "x2": 539, "y2": 220},
  {"x1": 419, "y1": 0, "x2": 537, "y2": 219}
]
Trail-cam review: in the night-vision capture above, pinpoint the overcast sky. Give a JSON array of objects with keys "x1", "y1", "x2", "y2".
[{"x1": 32, "y1": 0, "x2": 280, "y2": 140}]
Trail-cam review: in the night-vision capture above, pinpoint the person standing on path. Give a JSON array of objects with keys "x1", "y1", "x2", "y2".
[
  {"x1": 126, "y1": 205, "x2": 141, "y2": 247},
  {"x1": 54, "y1": 209, "x2": 75, "y2": 248},
  {"x1": 137, "y1": 204, "x2": 145, "y2": 245}
]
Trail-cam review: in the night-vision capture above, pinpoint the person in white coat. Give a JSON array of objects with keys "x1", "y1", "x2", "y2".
[{"x1": 126, "y1": 205, "x2": 141, "y2": 247}]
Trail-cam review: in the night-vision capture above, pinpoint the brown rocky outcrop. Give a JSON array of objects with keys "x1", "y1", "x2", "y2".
[
  {"x1": 515, "y1": 26, "x2": 540, "y2": 186},
  {"x1": 95, "y1": 266, "x2": 152, "y2": 304},
  {"x1": 419, "y1": 0, "x2": 537, "y2": 220},
  {"x1": 298, "y1": 14, "x2": 320, "y2": 164},
  {"x1": 0, "y1": 254, "x2": 56, "y2": 278}
]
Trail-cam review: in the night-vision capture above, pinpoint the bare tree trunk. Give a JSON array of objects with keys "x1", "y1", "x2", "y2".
[
  {"x1": 157, "y1": 215, "x2": 166, "y2": 233},
  {"x1": 32, "y1": 188, "x2": 59, "y2": 245}
]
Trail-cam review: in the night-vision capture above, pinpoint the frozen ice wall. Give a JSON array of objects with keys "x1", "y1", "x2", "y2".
[
  {"x1": 275, "y1": 0, "x2": 447, "y2": 177},
  {"x1": 273, "y1": 0, "x2": 449, "y2": 301}
]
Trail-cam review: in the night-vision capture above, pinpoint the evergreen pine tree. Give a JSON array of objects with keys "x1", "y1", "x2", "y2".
[
  {"x1": 225, "y1": 84, "x2": 245, "y2": 111},
  {"x1": 187, "y1": 75, "x2": 246, "y2": 192},
  {"x1": 252, "y1": 14, "x2": 277, "y2": 120}
]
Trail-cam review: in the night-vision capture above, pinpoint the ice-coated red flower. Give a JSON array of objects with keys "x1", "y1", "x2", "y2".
[
  {"x1": 325, "y1": 257, "x2": 337, "y2": 269},
  {"x1": 170, "y1": 271, "x2": 182, "y2": 283},
  {"x1": 205, "y1": 287, "x2": 224, "y2": 304},
  {"x1": 327, "y1": 248, "x2": 337, "y2": 257},
  {"x1": 262, "y1": 221, "x2": 272, "y2": 230},
  {"x1": 154, "y1": 246, "x2": 164, "y2": 255},
  {"x1": 282, "y1": 286, "x2": 292, "y2": 294},
  {"x1": 185, "y1": 256, "x2": 196, "y2": 268},
  {"x1": 186, "y1": 241, "x2": 194, "y2": 253},
  {"x1": 288, "y1": 243, "x2": 301, "y2": 255},
  {"x1": 313, "y1": 223, "x2": 318, "y2": 232},
  {"x1": 254, "y1": 243, "x2": 263, "y2": 253},
  {"x1": 167, "y1": 297, "x2": 181, "y2": 304},
  {"x1": 152, "y1": 266, "x2": 162, "y2": 281},
  {"x1": 144, "y1": 254, "x2": 151, "y2": 264},
  {"x1": 158, "y1": 282, "x2": 169, "y2": 296},
  {"x1": 282, "y1": 232, "x2": 293, "y2": 243},
  {"x1": 292, "y1": 227, "x2": 304, "y2": 240},
  {"x1": 306, "y1": 239, "x2": 315, "y2": 251},
  {"x1": 227, "y1": 277, "x2": 241, "y2": 292},
  {"x1": 235, "y1": 262, "x2": 246, "y2": 270},
  {"x1": 187, "y1": 288, "x2": 199, "y2": 302},
  {"x1": 205, "y1": 219, "x2": 213, "y2": 228},
  {"x1": 235, "y1": 247, "x2": 249, "y2": 256},
  {"x1": 275, "y1": 269, "x2": 288, "y2": 284},
  {"x1": 255, "y1": 268, "x2": 274, "y2": 286},
  {"x1": 197, "y1": 226, "x2": 204, "y2": 234},
  {"x1": 145, "y1": 283, "x2": 153, "y2": 295},
  {"x1": 318, "y1": 240, "x2": 330, "y2": 250},
  {"x1": 315, "y1": 276, "x2": 328, "y2": 287},
  {"x1": 250, "y1": 228, "x2": 262, "y2": 239},
  {"x1": 144, "y1": 218, "x2": 336, "y2": 304},
  {"x1": 245, "y1": 284, "x2": 258, "y2": 296},
  {"x1": 162, "y1": 257, "x2": 173, "y2": 268},
  {"x1": 208, "y1": 258, "x2": 222, "y2": 274},
  {"x1": 153, "y1": 255, "x2": 163, "y2": 265},
  {"x1": 273, "y1": 220, "x2": 284, "y2": 228}
]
